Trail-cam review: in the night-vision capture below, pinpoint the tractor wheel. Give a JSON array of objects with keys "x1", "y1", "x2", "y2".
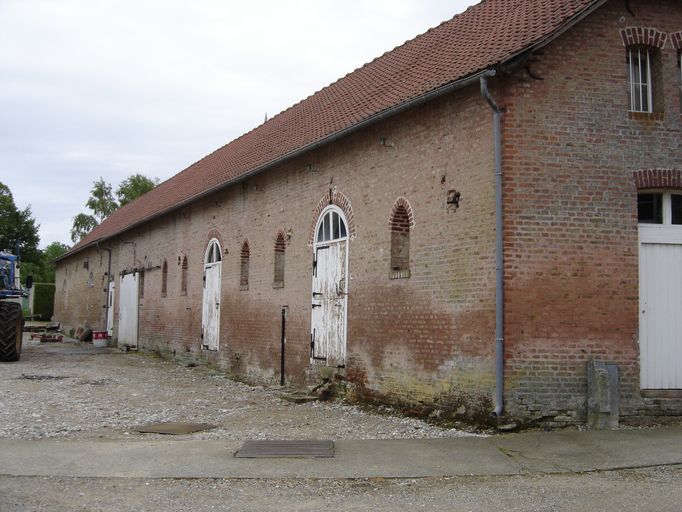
[{"x1": 0, "y1": 302, "x2": 23, "y2": 362}]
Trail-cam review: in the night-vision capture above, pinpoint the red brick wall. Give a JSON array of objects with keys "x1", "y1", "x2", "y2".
[
  {"x1": 55, "y1": 0, "x2": 682, "y2": 425},
  {"x1": 502, "y1": 0, "x2": 682, "y2": 424},
  {"x1": 55, "y1": 85, "x2": 498, "y2": 421}
]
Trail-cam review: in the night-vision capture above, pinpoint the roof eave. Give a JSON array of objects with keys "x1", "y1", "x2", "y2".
[{"x1": 57, "y1": 0, "x2": 607, "y2": 263}]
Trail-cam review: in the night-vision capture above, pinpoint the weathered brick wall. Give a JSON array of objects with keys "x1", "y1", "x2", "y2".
[
  {"x1": 55, "y1": 85, "x2": 498, "y2": 420},
  {"x1": 502, "y1": 0, "x2": 682, "y2": 424},
  {"x1": 54, "y1": 0, "x2": 682, "y2": 426}
]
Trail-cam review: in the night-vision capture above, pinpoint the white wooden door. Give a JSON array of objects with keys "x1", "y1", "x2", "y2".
[
  {"x1": 118, "y1": 272, "x2": 139, "y2": 348},
  {"x1": 107, "y1": 281, "x2": 115, "y2": 336},
  {"x1": 202, "y1": 262, "x2": 221, "y2": 350},
  {"x1": 311, "y1": 240, "x2": 347, "y2": 366},
  {"x1": 640, "y1": 241, "x2": 682, "y2": 389}
]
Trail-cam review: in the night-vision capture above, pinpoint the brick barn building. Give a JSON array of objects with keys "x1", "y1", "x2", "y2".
[{"x1": 55, "y1": 0, "x2": 682, "y2": 426}]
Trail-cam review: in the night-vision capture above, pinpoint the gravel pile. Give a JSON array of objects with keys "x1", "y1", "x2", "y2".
[{"x1": 0, "y1": 337, "x2": 482, "y2": 441}]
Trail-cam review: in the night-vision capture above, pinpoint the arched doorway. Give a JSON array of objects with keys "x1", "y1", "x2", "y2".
[
  {"x1": 202, "y1": 238, "x2": 222, "y2": 351},
  {"x1": 311, "y1": 205, "x2": 349, "y2": 366}
]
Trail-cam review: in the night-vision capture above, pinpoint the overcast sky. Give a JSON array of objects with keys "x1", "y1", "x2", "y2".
[{"x1": 0, "y1": 0, "x2": 479, "y2": 249}]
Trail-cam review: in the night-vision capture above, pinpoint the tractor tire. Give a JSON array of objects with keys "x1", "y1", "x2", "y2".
[{"x1": 0, "y1": 302, "x2": 23, "y2": 362}]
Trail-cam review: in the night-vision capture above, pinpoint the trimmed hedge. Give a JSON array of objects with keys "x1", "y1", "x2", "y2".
[{"x1": 33, "y1": 283, "x2": 55, "y2": 321}]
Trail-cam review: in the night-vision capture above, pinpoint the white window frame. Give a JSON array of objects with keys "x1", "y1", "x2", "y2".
[
  {"x1": 638, "y1": 191, "x2": 682, "y2": 244},
  {"x1": 315, "y1": 205, "x2": 348, "y2": 245},
  {"x1": 628, "y1": 47, "x2": 653, "y2": 113}
]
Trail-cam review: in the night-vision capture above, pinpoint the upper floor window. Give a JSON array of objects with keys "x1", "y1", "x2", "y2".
[{"x1": 627, "y1": 47, "x2": 653, "y2": 113}]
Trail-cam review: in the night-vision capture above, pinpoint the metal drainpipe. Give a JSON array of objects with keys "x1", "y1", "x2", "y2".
[
  {"x1": 480, "y1": 73, "x2": 505, "y2": 419},
  {"x1": 97, "y1": 242, "x2": 112, "y2": 334}
]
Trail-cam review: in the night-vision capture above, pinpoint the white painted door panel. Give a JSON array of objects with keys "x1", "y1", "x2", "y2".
[
  {"x1": 202, "y1": 262, "x2": 221, "y2": 350},
  {"x1": 118, "y1": 272, "x2": 139, "y2": 348},
  {"x1": 107, "y1": 281, "x2": 115, "y2": 336},
  {"x1": 311, "y1": 241, "x2": 347, "y2": 366},
  {"x1": 640, "y1": 242, "x2": 682, "y2": 389}
]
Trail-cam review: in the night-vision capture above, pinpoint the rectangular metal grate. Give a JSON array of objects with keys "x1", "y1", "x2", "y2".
[{"x1": 235, "y1": 440, "x2": 334, "y2": 458}]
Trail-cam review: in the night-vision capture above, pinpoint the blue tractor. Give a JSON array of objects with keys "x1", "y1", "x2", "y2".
[{"x1": 0, "y1": 252, "x2": 32, "y2": 362}]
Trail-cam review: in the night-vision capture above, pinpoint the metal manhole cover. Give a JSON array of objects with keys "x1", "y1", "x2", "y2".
[
  {"x1": 235, "y1": 440, "x2": 334, "y2": 458},
  {"x1": 134, "y1": 422, "x2": 216, "y2": 435}
]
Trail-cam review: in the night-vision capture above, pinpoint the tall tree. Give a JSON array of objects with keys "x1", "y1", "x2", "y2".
[
  {"x1": 86, "y1": 177, "x2": 117, "y2": 222},
  {"x1": 70, "y1": 174, "x2": 159, "y2": 243},
  {"x1": 70, "y1": 213, "x2": 98, "y2": 243},
  {"x1": 0, "y1": 182, "x2": 40, "y2": 261},
  {"x1": 116, "y1": 174, "x2": 159, "y2": 207}
]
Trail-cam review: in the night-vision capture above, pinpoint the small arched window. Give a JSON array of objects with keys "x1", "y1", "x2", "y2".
[
  {"x1": 205, "y1": 239, "x2": 222, "y2": 264},
  {"x1": 389, "y1": 200, "x2": 413, "y2": 279},
  {"x1": 161, "y1": 260, "x2": 168, "y2": 297},
  {"x1": 181, "y1": 256, "x2": 188, "y2": 295},
  {"x1": 273, "y1": 233, "x2": 286, "y2": 288},
  {"x1": 240, "y1": 241, "x2": 250, "y2": 290},
  {"x1": 316, "y1": 208, "x2": 347, "y2": 244}
]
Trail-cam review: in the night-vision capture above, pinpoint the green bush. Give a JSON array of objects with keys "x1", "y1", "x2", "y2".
[{"x1": 33, "y1": 283, "x2": 55, "y2": 321}]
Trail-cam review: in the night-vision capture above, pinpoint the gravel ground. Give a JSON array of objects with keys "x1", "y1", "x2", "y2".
[
  {"x1": 2, "y1": 466, "x2": 682, "y2": 512},
  {"x1": 0, "y1": 336, "x2": 481, "y2": 441}
]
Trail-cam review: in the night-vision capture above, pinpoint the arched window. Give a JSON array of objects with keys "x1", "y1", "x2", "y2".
[
  {"x1": 205, "y1": 239, "x2": 222, "y2": 264},
  {"x1": 161, "y1": 260, "x2": 168, "y2": 297},
  {"x1": 273, "y1": 232, "x2": 286, "y2": 288},
  {"x1": 181, "y1": 256, "x2": 188, "y2": 295},
  {"x1": 389, "y1": 199, "x2": 413, "y2": 279},
  {"x1": 240, "y1": 241, "x2": 250, "y2": 290},
  {"x1": 316, "y1": 207, "x2": 347, "y2": 244}
]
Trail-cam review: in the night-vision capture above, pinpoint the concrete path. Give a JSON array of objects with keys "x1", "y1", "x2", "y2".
[{"x1": 1, "y1": 426, "x2": 681, "y2": 479}]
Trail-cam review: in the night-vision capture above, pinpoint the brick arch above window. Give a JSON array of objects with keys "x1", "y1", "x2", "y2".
[
  {"x1": 388, "y1": 196, "x2": 415, "y2": 231},
  {"x1": 239, "y1": 240, "x2": 250, "y2": 291},
  {"x1": 620, "y1": 27, "x2": 668, "y2": 49},
  {"x1": 671, "y1": 32, "x2": 682, "y2": 50},
  {"x1": 633, "y1": 169, "x2": 682, "y2": 190},
  {"x1": 308, "y1": 190, "x2": 356, "y2": 245}
]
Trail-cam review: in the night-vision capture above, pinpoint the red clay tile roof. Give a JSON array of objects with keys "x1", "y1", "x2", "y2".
[{"x1": 67, "y1": 0, "x2": 601, "y2": 256}]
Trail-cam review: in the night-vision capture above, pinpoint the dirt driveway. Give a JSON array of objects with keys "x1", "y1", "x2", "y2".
[{"x1": 0, "y1": 336, "x2": 476, "y2": 441}]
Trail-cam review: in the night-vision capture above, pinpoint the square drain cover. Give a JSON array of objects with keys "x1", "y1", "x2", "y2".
[
  {"x1": 236, "y1": 440, "x2": 334, "y2": 458},
  {"x1": 135, "y1": 422, "x2": 215, "y2": 435}
]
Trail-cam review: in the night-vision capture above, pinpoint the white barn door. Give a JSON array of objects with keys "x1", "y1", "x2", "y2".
[
  {"x1": 107, "y1": 281, "x2": 115, "y2": 336},
  {"x1": 118, "y1": 272, "x2": 139, "y2": 348},
  {"x1": 311, "y1": 207, "x2": 348, "y2": 367},
  {"x1": 640, "y1": 242, "x2": 682, "y2": 389},
  {"x1": 639, "y1": 191, "x2": 682, "y2": 389},
  {"x1": 202, "y1": 239, "x2": 222, "y2": 351}
]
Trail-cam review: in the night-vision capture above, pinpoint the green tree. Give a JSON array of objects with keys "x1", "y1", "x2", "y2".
[
  {"x1": 70, "y1": 213, "x2": 98, "y2": 243},
  {"x1": 22, "y1": 241, "x2": 70, "y2": 284},
  {"x1": 70, "y1": 174, "x2": 158, "y2": 243},
  {"x1": 0, "y1": 182, "x2": 40, "y2": 261},
  {"x1": 86, "y1": 177, "x2": 117, "y2": 222},
  {"x1": 116, "y1": 174, "x2": 159, "y2": 207}
]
